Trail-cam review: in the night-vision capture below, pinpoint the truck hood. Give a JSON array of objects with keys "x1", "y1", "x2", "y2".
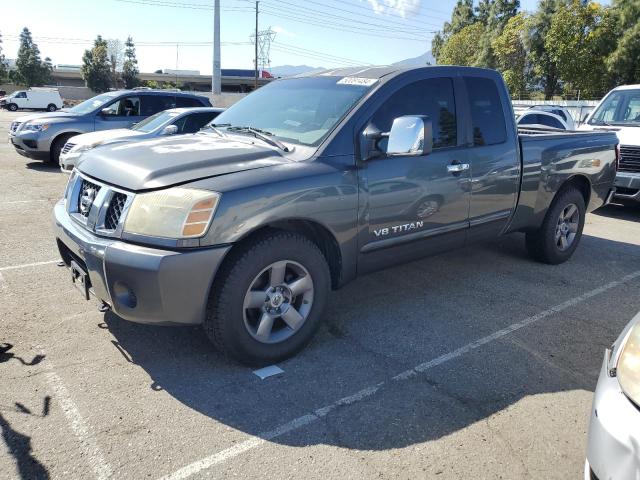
[
  {"x1": 78, "y1": 133, "x2": 292, "y2": 191},
  {"x1": 579, "y1": 123, "x2": 640, "y2": 145},
  {"x1": 69, "y1": 128, "x2": 142, "y2": 147}
]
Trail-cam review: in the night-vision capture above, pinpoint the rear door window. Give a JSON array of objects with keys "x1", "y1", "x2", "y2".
[
  {"x1": 539, "y1": 115, "x2": 564, "y2": 129},
  {"x1": 464, "y1": 77, "x2": 507, "y2": 146},
  {"x1": 179, "y1": 111, "x2": 222, "y2": 133},
  {"x1": 141, "y1": 95, "x2": 176, "y2": 116},
  {"x1": 176, "y1": 96, "x2": 204, "y2": 108}
]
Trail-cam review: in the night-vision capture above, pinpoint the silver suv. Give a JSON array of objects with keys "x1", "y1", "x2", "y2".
[{"x1": 8, "y1": 89, "x2": 211, "y2": 164}]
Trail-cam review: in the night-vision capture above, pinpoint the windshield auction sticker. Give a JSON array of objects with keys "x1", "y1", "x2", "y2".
[{"x1": 337, "y1": 77, "x2": 378, "y2": 87}]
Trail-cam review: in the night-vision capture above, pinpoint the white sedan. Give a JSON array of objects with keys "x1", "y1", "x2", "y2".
[
  {"x1": 59, "y1": 107, "x2": 224, "y2": 172},
  {"x1": 516, "y1": 110, "x2": 570, "y2": 130},
  {"x1": 585, "y1": 311, "x2": 640, "y2": 480}
]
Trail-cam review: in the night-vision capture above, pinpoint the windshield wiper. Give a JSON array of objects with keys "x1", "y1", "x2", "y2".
[
  {"x1": 204, "y1": 123, "x2": 226, "y2": 136},
  {"x1": 226, "y1": 125, "x2": 290, "y2": 152}
]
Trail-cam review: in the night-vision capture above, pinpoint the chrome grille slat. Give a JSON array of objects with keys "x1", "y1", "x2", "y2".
[
  {"x1": 77, "y1": 179, "x2": 101, "y2": 218},
  {"x1": 619, "y1": 145, "x2": 640, "y2": 173},
  {"x1": 104, "y1": 193, "x2": 127, "y2": 230},
  {"x1": 61, "y1": 142, "x2": 76, "y2": 155}
]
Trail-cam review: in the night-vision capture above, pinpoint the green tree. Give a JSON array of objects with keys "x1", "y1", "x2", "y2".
[
  {"x1": 493, "y1": 13, "x2": 529, "y2": 97},
  {"x1": 81, "y1": 35, "x2": 112, "y2": 93},
  {"x1": 0, "y1": 31, "x2": 8, "y2": 83},
  {"x1": 433, "y1": 0, "x2": 476, "y2": 62},
  {"x1": 606, "y1": 0, "x2": 640, "y2": 85},
  {"x1": 121, "y1": 36, "x2": 139, "y2": 89},
  {"x1": 12, "y1": 28, "x2": 51, "y2": 86},
  {"x1": 438, "y1": 23, "x2": 485, "y2": 66},
  {"x1": 546, "y1": 1, "x2": 618, "y2": 98},
  {"x1": 475, "y1": 0, "x2": 520, "y2": 68},
  {"x1": 526, "y1": 0, "x2": 568, "y2": 99}
]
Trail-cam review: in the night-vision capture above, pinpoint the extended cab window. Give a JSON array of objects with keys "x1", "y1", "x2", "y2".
[
  {"x1": 371, "y1": 78, "x2": 457, "y2": 149},
  {"x1": 464, "y1": 77, "x2": 506, "y2": 146}
]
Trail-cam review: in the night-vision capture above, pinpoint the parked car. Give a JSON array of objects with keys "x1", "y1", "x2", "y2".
[
  {"x1": 0, "y1": 88, "x2": 63, "y2": 112},
  {"x1": 59, "y1": 107, "x2": 224, "y2": 172},
  {"x1": 517, "y1": 110, "x2": 569, "y2": 130},
  {"x1": 585, "y1": 311, "x2": 640, "y2": 480},
  {"x1": 580, "y1": 85, "x2": 640, "y2": 203},
  {"x1": 54, "y1": 66, "x2": 617, "y2": 365},
  {"x1": 526, "y1": 104, "x2": 576, "y2": 130},
  {"x1": 8, "y1": 89, "x2": 212, "y2": 164}
]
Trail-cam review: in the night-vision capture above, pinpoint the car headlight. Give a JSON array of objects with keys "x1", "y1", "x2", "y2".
[
  {"x1": 123, "y1": 188, "x2": 220, "y2": 239},
  {"x1": 68, "y1": 143, "x2": 99, "y2": 156},
  {"x1": 22, "y1": 122, "x2": 50, "y2": 132},
  {"x1": 615, "y1": 318, "x2": 640, "y2": 406}
]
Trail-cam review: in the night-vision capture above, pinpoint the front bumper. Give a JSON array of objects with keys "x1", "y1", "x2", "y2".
[
  {"x1": 614, "y1": 172, "x2": 640, "y2": 201},
  {"x1": 8, "y1": 131, "x2": 50, "y2": 160},
  {"x1": 59, "y1": 151, "x2": 81, "y2": 173},
  {"x1": 53, "y1": 200, "x2": 230, "y2": 325},
  {"x1": 585, "y1": 350, "x2": 640, "y2": 480}
]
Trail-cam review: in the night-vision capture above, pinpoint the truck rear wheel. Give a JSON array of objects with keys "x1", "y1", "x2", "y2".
[
  {"x1": 47, "y1": 103, "x2": 57, "y2": 112},
  {"x1": 204, "y1": 231, "x2": 331, "y2": 366},
  {"x1": 525, "y1": 186, "x2": 586, "y2": 264}
]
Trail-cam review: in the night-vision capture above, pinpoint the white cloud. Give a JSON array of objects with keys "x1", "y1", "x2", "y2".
[
  {"x1": 271, "y1": 26, "x2": 297, "y2": 38},
  {"x1": 365, "y1": 0, "x2": 422, "y2": 18}
]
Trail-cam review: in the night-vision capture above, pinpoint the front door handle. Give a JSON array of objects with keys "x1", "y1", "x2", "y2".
[{"x1": 447, "y1": 162, "x2": 469, "y2": 173}]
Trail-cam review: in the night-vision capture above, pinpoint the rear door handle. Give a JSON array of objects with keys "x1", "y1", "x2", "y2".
[{"x1": 447, "y1": 163, "x2": 469, "y2": 173}]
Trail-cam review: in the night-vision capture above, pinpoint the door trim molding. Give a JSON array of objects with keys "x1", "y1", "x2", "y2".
[{"x1": 468, "y1": 209, "x2": 512, "y2": 227}]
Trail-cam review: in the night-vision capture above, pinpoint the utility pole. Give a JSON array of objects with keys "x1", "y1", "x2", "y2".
[
  {"x1": 254, "y1": 1, "x2": 259, "y2": 90},
  {"x1": 212, "y1": 0, "x2": 221, "y2": 94}
]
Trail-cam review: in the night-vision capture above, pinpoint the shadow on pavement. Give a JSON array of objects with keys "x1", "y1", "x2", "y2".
[
  {"x1": 103, "y1": 233, "x2": 640, "y2": 451},
  {"x1": 24, "y1": 162, "x2": 61, "y2": 173},
  {"x1": 593, "y1": 203, "x2": 640, "y2": 222},
  {"x1": 0, "y1": 413, "x2": 49, "y2": 480}
]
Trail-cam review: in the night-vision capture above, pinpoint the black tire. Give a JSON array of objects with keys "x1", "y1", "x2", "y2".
[
  {"x1": 47, "y1": 103, "x2": 57, "y2": 112},
  {"x1": 205, "y1": 230, "x2": 331, "y2": 366},
  {"x1": 525, "y1": 186, "x2": 586, "y2": 264},
  {"x1": 50, "y1": 134, "x2": 74, "y2": 165},
  {"x1": 7, "y1": 103, "x2": 18, "y2": 112}
]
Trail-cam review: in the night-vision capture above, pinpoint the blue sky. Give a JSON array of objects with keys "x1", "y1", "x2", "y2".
[{"x1": 1, "y1": 0, "x2": 610, "y2": 73}]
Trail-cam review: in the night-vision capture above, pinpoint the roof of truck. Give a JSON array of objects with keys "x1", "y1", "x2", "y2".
[{"x1": 295, "y1": 65, "x2": 499, "y2": 81}]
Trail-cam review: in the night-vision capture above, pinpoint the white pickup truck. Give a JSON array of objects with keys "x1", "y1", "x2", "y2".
[{"x1": 580, "y1": 85, "x2": 640, "y2": 202}]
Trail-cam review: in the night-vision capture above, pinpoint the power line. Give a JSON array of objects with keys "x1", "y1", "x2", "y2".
[{"x1": 113, "y1": 0, "x2": 251, "y2": 11}]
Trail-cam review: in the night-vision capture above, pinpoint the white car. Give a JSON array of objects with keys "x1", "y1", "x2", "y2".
[
  {"x1": 585, "y1": 311, "x2": 640, "y2": 480},
  {"x1": 59, "y1": 107, "x2": 224, "y2": 172},
  {"x1": 526, "y1": 105, "x2": 576, "y2": 130},
  {"x1": 517, "y1": 110, "x2": 569, "y2": 130},
  {"x1": 579, "y1": 84, "x2": 640, "y2": 203},
  {"x1": 0, "y1": 88, "x2": 63, "y2": 112}
]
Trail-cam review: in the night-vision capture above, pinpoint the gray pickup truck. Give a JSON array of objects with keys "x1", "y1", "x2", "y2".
[{"x1": 54, "y1": 66, "x2": 618, "y2": 365}]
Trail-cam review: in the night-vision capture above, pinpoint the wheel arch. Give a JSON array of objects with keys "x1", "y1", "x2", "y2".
[
  {"x1": 559, "y1": 174, "x2": 592, "y2": 208},
  {"x1": 50, "y1": 131, "x2": 82, "y2": 159},
  {"x1": 226, "y1": 218, "x2": 344, "y2": 290}
]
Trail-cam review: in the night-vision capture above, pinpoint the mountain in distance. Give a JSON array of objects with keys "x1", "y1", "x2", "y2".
[
  {"x1": 269, "y1": 51, "x2": 435, "y2": 77},
  {"x1": 392, "y1": 51, "x2": 435, "y2": 67}
]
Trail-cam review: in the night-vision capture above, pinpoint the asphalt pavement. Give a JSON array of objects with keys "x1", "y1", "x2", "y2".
[{"x1": 1, "y1": 109, "x2": 639, "y2": 479}]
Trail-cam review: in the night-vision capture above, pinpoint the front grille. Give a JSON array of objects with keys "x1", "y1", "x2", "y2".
[
  {"x1": 619, "y1": 145, "x2": 640, "y2": 173},
  {"x1": 62, "y1": 142, "x2": 76, "y2": 155},
  {"x1": 104, "y1": 193, "x2": 127, "y2": 230},
  {"x1": 77, "y1": 179, "x2": 101, "y2": 218}
]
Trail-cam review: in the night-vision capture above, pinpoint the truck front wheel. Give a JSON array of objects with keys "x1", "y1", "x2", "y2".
[
  {"x1": 204, "y1": 231, "x2": 331, "y2": 366},
  {"x1": 7, "y1": 103, "x2": 18, "y2": 112},
  {"x1": 525, "y1": 186, "x2": 586, "y2": 264}
]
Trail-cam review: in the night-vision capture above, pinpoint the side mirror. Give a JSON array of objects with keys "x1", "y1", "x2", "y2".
[
  {"x1": 100, "y1": 107, "x2": 113, "y2": 116},
  {"x1": 386, "y1": 115, "x2": 433, "y2": 156},
  {"x1": 162, "y1": 125, "x2": 179, "y2": 136}
]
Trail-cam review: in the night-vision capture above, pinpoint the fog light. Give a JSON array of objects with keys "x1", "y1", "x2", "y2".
[{"x1": 113, "y1": 281, "x2": 137, "y2": 308}]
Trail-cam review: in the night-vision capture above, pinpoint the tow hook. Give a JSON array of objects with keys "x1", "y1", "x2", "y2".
[{"x1": 98, "y1": 302, "x2": 111, "y2": 313}]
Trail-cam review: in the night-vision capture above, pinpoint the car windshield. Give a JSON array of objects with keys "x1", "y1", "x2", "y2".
[
  {"x1": 211, "y1": 76, "x2": 376, "y2": 147},
  {"x1": 132, "y1": 111, "x2": 180, "y2": 133},
  {"x1": 589, "y1": 89, "x2": 640, "y2": 126},
  {"x1": 67, "y1": 94, "x2": 117, "y2": 115}
]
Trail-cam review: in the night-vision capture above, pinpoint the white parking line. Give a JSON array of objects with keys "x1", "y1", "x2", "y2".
[
  {"x1": 41, "y1": 352, "x2": 113, "y2": 480},
  {"x1": 0, "y1": 260, "x2": 59, "y2": 272},
  {"x1": 160, "y1": 269, "x2": 640, "y2": 480}
]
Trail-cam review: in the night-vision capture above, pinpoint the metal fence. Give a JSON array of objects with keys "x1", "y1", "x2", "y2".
[{"x1": 512, "y1": 99, "x2": 600, "y2": 124}]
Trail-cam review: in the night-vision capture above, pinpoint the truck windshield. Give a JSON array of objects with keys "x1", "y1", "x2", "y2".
[
  {"x1": 212, "y1": 76, "x2": 375, "y2": 147},
  {"x1": 589, "y1": 89, "x2": 640, "y2": 126},
  {"x1": 67, "y1": 94, "x2": 117, "y2": 115},
  {"x1": 132, "y1": 111, "x2": 180, "y2": 133}
]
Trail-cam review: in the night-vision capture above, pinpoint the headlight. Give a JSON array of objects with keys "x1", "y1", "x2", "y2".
[
  {"x1": 69, "y1": 143, "x2": 98, "y2": 155},
  {"x1": 123, "y1": 188, "x2": 220, "y2": 239},
  {"x1": 22, "y1": 122, "x2": 50, "y2": 132},
  {"x1": 616, "y1": 319, "x2": 640, "y2": 406}
]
